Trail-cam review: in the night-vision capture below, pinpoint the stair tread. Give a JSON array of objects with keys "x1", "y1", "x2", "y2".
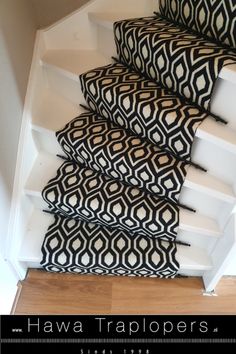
[
  {"x1": 25, "y1": 152, "x2": 221, "y2": 238},
  {"x1": 19, "y1": 208, "x2": 212, "y2": 271},
  {"x1": 41, "y1": 50, "x2": 111, "y2": 81},
  {"x1": 39, "y1": 52, "x2": 236, "y2": 155},
  {"x1": 88, "y1": 12, "x2": 236, "y2": 85}
]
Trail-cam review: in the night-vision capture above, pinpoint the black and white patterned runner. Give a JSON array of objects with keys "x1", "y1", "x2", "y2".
[
  {"x1": 114, "y1": 15, "x2": 236, "y2": 109},
  {"x1": 80, "y1": 63, "x2": 207, "y2": 160},
  {"x1": 41, "y1": 214, "x2": 179, "y2": 278},
  {"x1": 42, "y1": 162, "x2": 179, "y2": 241},
  {"x1": 159, "y1": 0, "x2": 236, "y2": 49},
  {"x1": 41, "y1": 0, "x2": 235, "y2": 278},
  {"x1": 56, "y1": 110, "x2": 188, "y2": 203}
]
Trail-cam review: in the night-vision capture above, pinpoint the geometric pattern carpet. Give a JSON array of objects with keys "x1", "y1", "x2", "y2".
[
  {"x1": 42, "y1": 161, "x2": 180, "y2": 242},
  {"x1": 80, "y1": 62, "x2": 207, "y2": 160},
  {"x1": 41, "y1": 214, "x2": 179, "y2": 278},
  {"x1": 114, "y1": 15, "x2": 236, "y2": 109},
  {"x1": 159, "y1": 0, "x2": 236, "y2": 50},
  {"x1": 41, "y1": 0, "x2": 235, "y2": 278},
  {"x1": 56, "y1": 110, "x2": 188, "y2": 203}
]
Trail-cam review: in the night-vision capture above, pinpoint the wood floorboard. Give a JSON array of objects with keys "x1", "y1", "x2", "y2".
[{"x1": 14, "y1": 269, "x2": 236, "y2": 314}]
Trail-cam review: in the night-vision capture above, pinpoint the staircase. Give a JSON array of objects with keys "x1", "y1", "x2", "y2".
[{"x1": 8, "y1": 0, "x2": 236, "y2": 291}]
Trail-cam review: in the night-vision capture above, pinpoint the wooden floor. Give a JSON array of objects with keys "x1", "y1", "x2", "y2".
[{"x1": 14, "y1": 269, "x2": 236, "y2": 314}]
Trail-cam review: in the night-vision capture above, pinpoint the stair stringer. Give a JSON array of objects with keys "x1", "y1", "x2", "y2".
[{"x1": 6, "y1": 31, "x2": 47, "y2": 279}]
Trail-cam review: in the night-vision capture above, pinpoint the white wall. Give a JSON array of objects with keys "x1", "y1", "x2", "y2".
[
  {"x1": 31, "y1": 0, "x2": 90, "y2": 28},
  {"x1": 0, "y1": 0, "x2": 36, "y2": 257},
  {"x1": 0, "y1": 254, "x2": 18, "y2": 314},
  {"x1": 0, "y1": 0, "x2": 37, "y2": 313}
]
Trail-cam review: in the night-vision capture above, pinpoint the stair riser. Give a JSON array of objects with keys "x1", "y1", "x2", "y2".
[
  {"x1": 180, "y1": 188, "x2": 223, "y2": 219},
  {"x1": 33, "y1": 130, "x2": 62, "y2": 156},
  {"x1": 178, "y1": 270, "x2": 207, "y2": 276},
  {"x1": 97, "y1": 26, "x2": 117, "y2": 58},
  {"x1": 192, "y1": 138, "x2": 236, "y2": 186},
  {"x1": 19, "y1": 261, "x2": 207, "y2": 277},
  {"x1": 20, "y1": 262, "x2": 43, "y2": 269},
  {"x1": 180, "y1": 187, "x2": 235, "y2": 229},
  {"x1": 178, "y1": 230, "x2": 216, "y2": 253},
  {"x1": 25, "y1": 195, "x2": 48, "y2": 210},
  {"x1": 44, "y1": 66, "x2": 85, "y2": 105},
  {"x1": 211, "y1": 79, "x2": 236, "y2": 131}
]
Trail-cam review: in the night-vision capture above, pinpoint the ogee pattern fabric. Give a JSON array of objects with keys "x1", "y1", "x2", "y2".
[
  {"x1": 41, "y1": 0, "x2": 235, "y2": 278},
  {"x1": 56, "y1": 110, "x2": 188, "y2": 203},
  {"x1": 114, "y1": 16, "x2": 236, "y2": 109},
  {"x1": 41, "y1": 214, "x2": 179, "y2": 278},
  {"x1": 80, "y1": 62, "x2": 207, "y2": 160},
  {"x1": 159, "y1": 0, "x2": 236, "y2": 49},
  {"x1": 42, "y1": 162, "x2": 179, "y2": 241}
]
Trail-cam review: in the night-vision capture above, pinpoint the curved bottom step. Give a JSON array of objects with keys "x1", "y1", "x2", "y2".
[{"x1": 19, "y1": 209, "x2": 212, "y2": 276}]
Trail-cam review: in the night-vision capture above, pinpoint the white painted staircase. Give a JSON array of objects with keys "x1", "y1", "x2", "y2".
[{"x1": 8, "y1": 0, "x2": 236, "y2": 291}]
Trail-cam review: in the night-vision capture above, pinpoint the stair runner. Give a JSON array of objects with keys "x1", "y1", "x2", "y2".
[{"x1": 41, "y1": 0, "x2": 236, "y2": 278}]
